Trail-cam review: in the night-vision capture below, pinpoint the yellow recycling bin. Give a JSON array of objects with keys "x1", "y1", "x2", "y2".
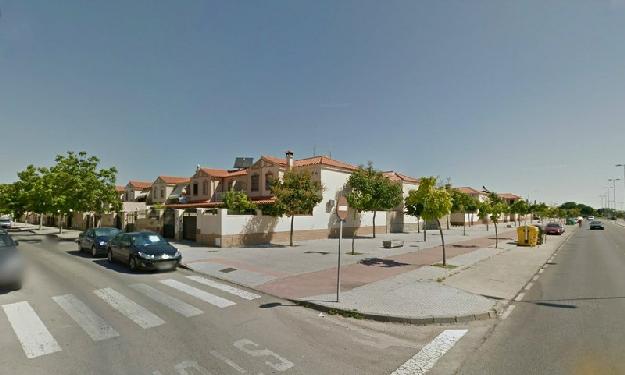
[{"x1": 517, "y1": 226, "x2": 538, "y2": 247}]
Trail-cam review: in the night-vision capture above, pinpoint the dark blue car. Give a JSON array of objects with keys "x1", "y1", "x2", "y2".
[
  {"x1": 107, "y1": 231, "x2": 181, "y2": 272},
  {"x1": 78, "y1": 227, "x2": 121, "y2": 257}
]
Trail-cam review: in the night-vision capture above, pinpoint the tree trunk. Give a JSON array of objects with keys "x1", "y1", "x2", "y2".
[
  {"x1": 437, "y1": 219, "x2": 446, "y2": 266},
  {"x1": 494, "y1": 222, "x2": 498, "y2": 248},
  {"x1": 463, "y1": 212, "x2": 466, "y2": 236},
  {"x1": 289, "y1": 215, "x2": 294, "y2": 246},
  {"x1": 423, "y1": 220, "x2": 427, "y2": 241},
  {"x1": 446, "y1": 215, "x2": 450, "y2": 230},
  {"x1": 59, "y1": 214, "x2": 63, "y2": 234},
  {"x1": 372, "y1": 211, "x2": 377, "y2": 238},
  {"x1": 38, "y1": 214, "x2": 43, "y2": 230},
  {"x1": 417, "y1": 217, "x2": 420, "y2": 233}
]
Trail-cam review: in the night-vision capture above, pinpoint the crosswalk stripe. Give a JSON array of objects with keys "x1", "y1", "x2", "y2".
[
  {"x1": 52, "y1": 294, "x2": 120, "y2": 341},
  {"x1": 160, "y1": 279, "x2": 236, "y2": 308},
  {"x1": 391, "y1": 329, "x2": 467, "y2": 375},
  {"x1": 94, "y1": 287, "x2": 165, "y2": 329},
  {"x1": 2, "y1": 301, "x2": 62, "y2": 359},
  {"x1": 130, "y1": 283, "x2": 203, "y2": 318},
  {"x1": 186, "y1": 276, "x2": 261, "y2": 300}
]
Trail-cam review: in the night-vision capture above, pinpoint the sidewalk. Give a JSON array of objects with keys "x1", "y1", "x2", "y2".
[
  {"x1": 173, "y1": 222, "x2": 575, "y2": 323},
  {"x1": 11, "y1": 222, "x2": 82, "y2": 241}
]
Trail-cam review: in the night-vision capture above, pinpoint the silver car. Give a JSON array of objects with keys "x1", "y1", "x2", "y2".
[{"x1": 0, "y1": 217, "x2": 12, "y2": 229}]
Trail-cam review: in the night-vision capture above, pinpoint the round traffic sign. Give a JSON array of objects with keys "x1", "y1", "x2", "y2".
[{"x1": 336, "y1": 196, "x2": 349, "y2": 221}]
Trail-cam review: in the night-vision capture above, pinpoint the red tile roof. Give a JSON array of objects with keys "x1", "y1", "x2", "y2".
[
  {"x1": 260, "y1": 155, "x2": 358, "y2": 172},
  {"x1": 498, "y1": 193, "x2": 522, "y2": 200},
  {"x1": 115, "y1": 185, "x2": 125, "y2": 192},
  {"x1": 158, "y1": 176, "x2": 190, "y2": 184},
  {"x1": 127, "y1": 180, "x2": 152, "y2": 189},
  {"x1": 455, "y1": 187, "x2": 483, "y2": 195},
  {"x1": 383, "y1": 171, "x2": 420, "y2": 184},
  {"x1": 198, "y1": 168, "x2": 248, "y2": 178}
]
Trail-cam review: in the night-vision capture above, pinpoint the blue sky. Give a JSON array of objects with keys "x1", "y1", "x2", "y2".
[{"x1": 2, "y1": 0, "x2": 625, "y2": 208}]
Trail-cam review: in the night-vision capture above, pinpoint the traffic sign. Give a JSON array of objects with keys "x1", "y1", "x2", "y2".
[{"x1": 336, "y1": 196, "x2": 349, "y2": 221}]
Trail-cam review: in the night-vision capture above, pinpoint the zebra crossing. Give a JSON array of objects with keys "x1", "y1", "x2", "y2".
[{"x1": 1, "y1": 276, "x2": 261, "y2": 359}]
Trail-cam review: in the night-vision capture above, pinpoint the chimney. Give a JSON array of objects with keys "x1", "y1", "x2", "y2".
[{"x1": 286, "y1": 150, "x2": 294, "y2": 171}]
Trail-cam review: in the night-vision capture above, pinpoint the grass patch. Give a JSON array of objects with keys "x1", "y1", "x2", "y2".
[
  {"x1": 327, "y1": 308, "x2": 363, "y2": 319},
  {"x1": 432, "y1": 263, "x2": 458, "y2": 269}
]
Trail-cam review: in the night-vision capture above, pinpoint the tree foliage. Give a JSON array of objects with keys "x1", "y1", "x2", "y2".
[
  {"x1": 404, "y1": 177, "x2": 452, "y2": 265},
  {"x1": 223, "y1": 190, "x2": 257, "y2": 214},
  {"x1": 270, "y1": 170, "x2": 323, "y2": 246},
  {"x1": 450, "y1": 190, "x2": 477, "y2": 235},
  {"x1": 346, "y1": 162, "x2": 403, "y2": 238}
]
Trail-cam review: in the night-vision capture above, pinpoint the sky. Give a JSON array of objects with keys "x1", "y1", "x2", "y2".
[{"x1": 2, "y1": 0, "x2": 625, "y2": 208}]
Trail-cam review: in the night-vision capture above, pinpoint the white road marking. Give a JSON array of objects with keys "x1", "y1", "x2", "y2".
[
  {"x1": 52, "y1": 294, "x2": 119, "y2": 341},
  {"x1": 514, "y1": 293, "x2": 525, "y2": 302},
  {"x1": 186, "y1": 276, "x2": 261, "y2": 300},
  {"x1": 94, "y1": 287, "x2": 165, "y2": 329},
  {"x1": 2, "y1": 301, "x2": 62, "y2": 359},
  {"x1": 160, "y1": 280, "x2": 236, "y2": 308},
  {"x1": 532, "y1": 275, "x2": 540, "y2": 281},
  {"x1": 524, "y1": 282, "x2": 534, "y2": 291},
  {"x1": 501, "y1": 305, "x2": 516, "y2": 320},
  {"x1": 390, "y1": 329, "x2": 468, "y2": 375},
  {"x1": 233, "y1": 339, "x2": 294, "y2": 372},
  {"x1": 130, "y1": 284, "x2": 203, "y2": 318},
  {"x1": 539, "y1": 268, "x2": 544, "y2": 274},
  {"x1": 210, "y1": 350, "x2": 247, "y2": 373}
]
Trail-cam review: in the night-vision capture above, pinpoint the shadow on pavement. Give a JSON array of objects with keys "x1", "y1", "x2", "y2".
[
  {"x1": 93, "y1": 259, "x2": 137, "y2": 274},
  {"x1": 534, "y1": 302, "x2": 577, "y2": 309},
  {"x1": 452, "y1": 244, "x2": 479, "y2": 248},
  {"x1": 259, "y1": 302, "x2": 298, "y2": 309},
  {"x1": 304, "y1": 251, "x2": 331, "y2": 255},
  {"x1": 359, "y1": 258, "x2": 410, "y2": 267}
]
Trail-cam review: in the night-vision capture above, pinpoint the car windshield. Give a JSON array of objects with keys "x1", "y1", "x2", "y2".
[
  {"x1": 591, "y1": 221, "x2": 601, "y2": 225},
  {"x1": 0, "y1": 219, "x2": 10, "y2": 223},
  {"x1": 547, "y1": 223, "x2": 560, "y2": 227},
  {"x1": 94, "y1": 228, "x2": 120, "y2": 237},
  {"x1": 132, "y1": 233, "x2": 168, "y2": 246},
  {"x1": 0, "y1": 235, "x2": 15, "y2": 248}
]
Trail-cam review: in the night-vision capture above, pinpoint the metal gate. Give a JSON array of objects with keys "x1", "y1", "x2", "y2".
[
  {"x1": 163, "y1": 209, "x2": 176, "y2": 239},
  {"x1": 182, "y1": 210, "x2": 197, "y2": 241}
]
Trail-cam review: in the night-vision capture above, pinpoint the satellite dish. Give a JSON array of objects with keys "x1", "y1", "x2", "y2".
[{"x1": 234, "y1": 157, "x2": 253, "y2": 169}]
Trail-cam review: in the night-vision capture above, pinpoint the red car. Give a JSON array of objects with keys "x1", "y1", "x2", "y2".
[{"x1": 544, "y1": 222, "x2": 565, "y2": 235}]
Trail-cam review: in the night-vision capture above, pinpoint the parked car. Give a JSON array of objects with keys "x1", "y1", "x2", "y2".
[
  {"x1": 78, "y1": 227, "x2": 121, "y2": 257},
  {"x1": 589, "y1": 220, "x2": 605, "y2": 230},
  {"x1": 0, "y1": 231, "x2": 23, "y2": 290},
  {"x1": 0, "y1": 216, "x2": 12, "y2": 229},
  {"x1": 107, "y1": 231, "x2": 181, "y2": 272},
  {"x1": 544, "y1": 222, "x2": 565, "y2": 235},
  {"x1": 587, "y1": 216, "x2": 595, "y2": 221}
]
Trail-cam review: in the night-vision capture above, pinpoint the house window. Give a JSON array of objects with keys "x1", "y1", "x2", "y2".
[
  {"x1": 251, "y1": 174, "x2": 260, "y2": 192},
  {"x1": 265, "y1": 172, "x2": 273, "y2": 191},
  {"x1": 193, "y1": 183, "x2": 198, "y2": 196},
  {"x1": 160, "y1": 188, "x2": 165, "y2": 199},
  {"x1": 202, "y1": 180, "x2": 208, "y2": 195}
]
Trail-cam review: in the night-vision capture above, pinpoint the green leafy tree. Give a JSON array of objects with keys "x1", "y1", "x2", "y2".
[
  {"x1": 477, "y1": 199, "x2": 491, "y2": 231},
  {"x1": 346, "y1": 163, "x2": 403, "y2": 238},
  {"x1": 47, "y1": 151, "x2": 119, "y2": 232},
  {"x1": 0, "y1": 183, "x2": 24, "y2": 218},
  {"x1": 405, "y1": 192, "x2": 425, "y2": 240},
  {"x1": 406, "y1": 177, "x2": 452, "y2": 265},
  {"x1": 15, "y1": 165, "x2": 53, "y2": 229},
  {"x1": 509, "y1": 199, "x2": 530, "y2": 226},
  {"x1": 487, "y1": 192, "x2": 508, "y2": 248},
  {"x1": 270, "y1": 170, "x2": 323, "y2": 246},
  {"x1": 450, "y1": 189, "x2": 475, "y2": 236},
  {"x1": 223, "y1": 190, "x2": 257, "y2": 214}
]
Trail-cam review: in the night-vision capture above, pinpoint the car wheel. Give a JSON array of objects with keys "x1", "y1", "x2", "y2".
[
  {"x1": 129, "y1": 256, "x2": 138, "y2": 272},
  {"x1": 108, "y1": 249, "x2": 114, "y2": 263},
  {"x1": 91, "y1": 246, "x2": 98, "y2": 258}
]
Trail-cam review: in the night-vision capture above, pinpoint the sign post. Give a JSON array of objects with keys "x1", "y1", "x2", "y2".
[{"x1": 336, "y1": 196, "x2": 349, "y2": 302}]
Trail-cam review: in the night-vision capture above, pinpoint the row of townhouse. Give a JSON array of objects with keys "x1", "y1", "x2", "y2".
[{"x1": 29, "y1": 150, "x2": 525, "y2": 247}]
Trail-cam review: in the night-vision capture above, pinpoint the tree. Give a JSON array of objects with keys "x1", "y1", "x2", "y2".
[
  {"x1": 15, "y1": 165, "x2": 53, "y2": 229},
  {"x1": 509, "y1": 199, "x2": 530, "y2": 226},
  {"x1": 477, "y1": 199, "x2": 491, "y2": 231},
  {"x1": 346, "y1": 163, "x2": 403, "y2": 238},
  {"x1": 487, "y1": 192, "x2": 508, "y2": 248},
  {"x1": 406, "y1": 177, "x2": 452, "y2": 265},
  {"x1": 47, "y1": 151, "x2": 119, "y2": 232},
  {"x1": 270, "y1": 170, "x2": 323, "y2": 246},
  {"x1": 450, "y1": 190, "x2": 475, "y2": 236},
  {"x1": 223, "y1": 190, "x2": 257, "y2": 214},
  {"x1": 405, "y1": 192, "x2": 425, "y2": 240}
]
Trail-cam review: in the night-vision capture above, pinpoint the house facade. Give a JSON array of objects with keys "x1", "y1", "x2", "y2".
[
  {"x1": 383, "y1": 171, "x2": 420, "y2": 232},
  {"x1": 124, "y1": 180, "x2": 152, "y2": 202},
  {"x1": 150, "y1": 176, "x2": 190, "y2": 204}
]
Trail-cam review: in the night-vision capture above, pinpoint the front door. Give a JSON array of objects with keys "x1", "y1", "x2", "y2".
[
  {"x1": 182, "y1": 211, "x2": 197, "y2": 241},
  {"x1": 163, "y1": 209, "x2": 175, "y2": 239}
]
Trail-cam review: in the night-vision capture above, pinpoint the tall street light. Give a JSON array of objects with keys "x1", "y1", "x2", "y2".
[
  {"x1": 616, "y1": 164, "x2": 625, "y2": 212},
  {"x1": 609, "y1": 178, "x2": 621, "y2": 218}
]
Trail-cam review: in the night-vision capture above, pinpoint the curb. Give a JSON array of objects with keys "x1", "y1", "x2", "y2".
[{"x1": 290, "y1": 299, "x2": 498, "y2": 325}]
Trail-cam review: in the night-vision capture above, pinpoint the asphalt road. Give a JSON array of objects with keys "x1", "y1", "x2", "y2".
[
  {"x1": 459, "y1": 221, "x2": 625, "y2": 375},
  {"x1": 0, "y1": 231, "x2": 460, "y2": 375}
]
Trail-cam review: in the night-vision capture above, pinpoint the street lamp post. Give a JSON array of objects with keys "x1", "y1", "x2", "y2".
[
  {"x1": 616, "y1": 164, "x2": 625, "y2": 214},
  {"x1": 609, "y1": 179, "x2": 621, "y2": 219}
]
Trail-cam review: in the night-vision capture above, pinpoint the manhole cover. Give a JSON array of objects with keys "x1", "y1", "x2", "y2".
[{"x1": 219, "y1": 267, "x2": 237, "y2": 273}]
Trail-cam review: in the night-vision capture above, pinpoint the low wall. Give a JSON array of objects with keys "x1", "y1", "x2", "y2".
[{"x1": 135, "y1": 217, "x2": 162, "y2": 234}]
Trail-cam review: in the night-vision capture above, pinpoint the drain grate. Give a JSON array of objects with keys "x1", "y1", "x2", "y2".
[{"x1": 219, "y1": 267, "x2": 237, "y2": 273}]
